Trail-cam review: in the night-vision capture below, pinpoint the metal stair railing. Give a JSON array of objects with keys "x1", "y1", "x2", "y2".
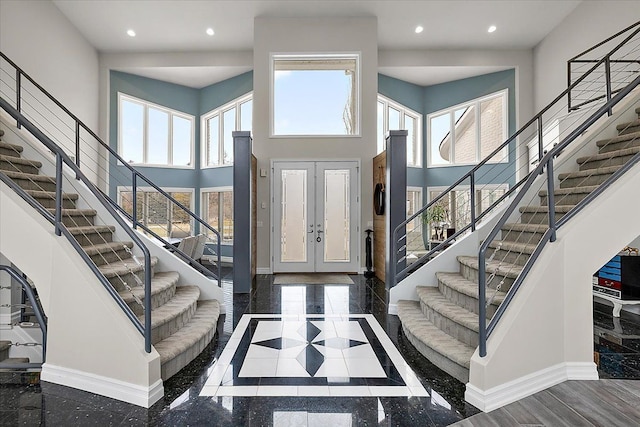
[
  {"x1": 0, "y1": 98, "x2": 154, "y2": 353},
  {"x1": 478, "y1": 75, "x2": 640, "y2": 357},
  {"x1": 0, "y1": 51, "x2": 223, "y2": 287},
  {"x1": 0, "y1": 265, "x2": 47, "y2": 369},
  {"x1": 392, "y1": 20, "x2": 640, "y2": 287}
]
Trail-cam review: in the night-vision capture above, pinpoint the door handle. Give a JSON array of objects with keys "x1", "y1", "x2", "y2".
[{"x1": 317, "y1": 230, "x2": 323, "y2": 234}]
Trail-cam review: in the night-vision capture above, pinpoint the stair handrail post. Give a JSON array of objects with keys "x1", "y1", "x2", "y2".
[
  {"x1": 546, "y1": 160, "x2": 557, "y2": 243},
  {"x1": 605, "y1": 55, "x2": 613, "y2": 117},
  {"x1": 54, "y1": 152, "x2": 63, "y2": 237},
  {"x1": 470, "y1": 173, "x2": 477, "y2": 232},
  {"x1": 144, "y1": 253, "x2": 152, "y2": 353},
  {"x1": 75, "y1": 121, "x2": 81, "y2": 169},
  {"x1": 132, "y1": 172, "x2": 138, "y2": 230},
  {"x1": 15, "y1": 69, "x2": 21, "y2": 129},
  {"x1": 567, "y1": 60, "x2": 573, "y2": 113},
  {"x1": 0, "y1": 265, "x2": 48, "y2": 363},
  {"x1": 537, "y1": 116, "x2": 544, "y2": 162},
  {"x1": 478, "y1": 251, "x2": 487, "y2": 357}
]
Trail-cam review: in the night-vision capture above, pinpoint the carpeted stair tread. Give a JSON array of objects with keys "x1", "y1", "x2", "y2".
[
  {"x1": 457, "y1": 255, "x2": 522, "y2": 279},
  {"x1": 67, "y1": 225, "x2": 116, "y2": 236},
  {"x1": 596, "y1": 130, "x2": 640, "y2": 147},
  {"x1": 397, "y1": 300, "x2": 474, "y2": 369},
  {"x1": 82, "y1": 241, "x2": 133, "y2": 256},
  {"x1": 140, "y1": 285, "x2": 200, "y2": 329},
  {"x1": 154, "y1": 299, "x2": 220, "y2": 364},
  {"x1": 576, "y1": 145, "x2": 640, "y2": 165},
  {"x1": 0, "y1": 141, "x2": 24, "y2": 155},
  {"x1": 519, "y1": 204, "x2": 575, "y2": 213},
  {"x1": 488, "y1": 240, "x2": 537, "y2": 255},
  {"x1": 501, "y1": 223, "x2": 547, "y2": 233},
  {"x1": 616, "y1": 119, "x2": 640, "y2": 132},
  {"x1": 24, "y1": 189, "x2": 78, "y2": 201},
  {"x1": 98, "y1": 256, "x2": 158, "y2": 278},
  {"x1": 46, "y1": 208, "x2": 97, "y2": 216},
  {"x1": 636, "y1": 106, "x2": 640, "y2": 115},
  {"x1": 417, "y1": 287, "x2": 481, "y2": 330},
  {"x1": 119, "y1": 271, "x2": 179, "y2": 305},
  {"x1": 538, "y1": 185, "x2": 598, "y2": 197},
  {"x1": 436, "y1": 272, "x2": 505, "y2": 306},
  {"x1": 0, "y1": 154, "x2": 42, "y2": 168},
  {"x1": 0, "y1": 170, "x2": 55, "y2": 184},
  {"x1": 558, "y1": 165, "x2": 621, "y2": 180}
]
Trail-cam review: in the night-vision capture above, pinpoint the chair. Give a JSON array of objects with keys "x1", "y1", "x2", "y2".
[
  {"x1": 176, "y1": 235, "x2": 196, "y2": 261},
  {"x1": 191, "y1": 234, "x2": 207, "y2": 262}
]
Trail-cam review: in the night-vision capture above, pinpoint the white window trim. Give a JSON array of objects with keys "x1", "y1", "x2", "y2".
[
  {"x1": 407, "y1": 186, "x2": 423, "y2": 226},
  {"x1": 426, "y1": 89, "x2": 508, "y2": 168},
  {"x1": 378, "y1": 94, "x2": 423, "y2": 167},
  {"x1": 200, "y1": 186, "x2": 234, "y2": 244},
  {"x1": 117, "y1": 93, "x2": 195, "y2": 169},
  {"x1": 426, "y1": 183, "x2": 509, "y2": 223},
  {"x1": 200, "y1": 93, "x2": 253, "y2": 169},
  {"x1": 269, "y1": 52, "x2": 361, "y2": 138}
]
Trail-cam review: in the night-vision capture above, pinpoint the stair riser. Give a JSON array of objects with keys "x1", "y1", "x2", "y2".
[
  {"x1": 89, "y1": 247, "x2": 133, "y2": 267},
  {"x1": 460, "y1": 263, "x2": 515, "y2": 293},
  {"x1": 559, "y1": 173, "x2": 615, "y2": 189},
  {"x1": 151, "y1": 300, "x2": 198, "y2": 345},
  {"x1": 579, "y1": 153, "x2": 637, "y2": 171},
  {"x1": 0, "y1": 347, "x2": 8, "y2": 361},
  {"x1": 598, "y1": 137, "x2": 640, "y2": 154},
  {"x1": 437, "y1": 281, "x2": 499, "y2": 318},
  {"x1": 420, "y1": 300, "x2": 478, "y2": 348},
  {"x1": 10, "y1": 177, "x2": 57, "y2": 192},
  {"x1": 540, "y1": 192, "x2": 591, "y2": 206},
  {"x1": 127, "y1": 285, "x2": 177, "y2": 317},
  {"x1": 486, "y1": 248, "x2": 531, "y2": 267},
  {"x1": 0, "y1": 147, "x2": 21, "y2": 157},
  {"x1": 60, "y1": 214, "x2": 95, "y2": 227},
  {"x1": 0, "y1": 161, "x2": 39, "y2": 175},
  {"x1": 519, "y1": 211, "x2": 567, "y2": 224},
  {"x1": 33, "y1": 197, "x2": 76, "y2": 210},
  {"x1": 72, "y1": 231, "x2": 114, "y2": 246},
  {"x1": 108, "y1": 266, "x2": 156, "y2": 292},
  {"x1": 500, "y1": 229, "x2": 545, "y2": 244}
]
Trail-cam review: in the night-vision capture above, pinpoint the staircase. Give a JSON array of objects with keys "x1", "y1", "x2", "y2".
[
  {"x1": 397, "y1": 106, "x2": 640, "y2": 383},
  {"x1": 0, "y1": 127, "x2": 220, "y2": 381}
]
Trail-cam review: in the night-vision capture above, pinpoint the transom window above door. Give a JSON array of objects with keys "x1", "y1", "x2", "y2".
[
  {"x1": 271, "y1": 53, "x2": 360, "y2": 137},
  {"x1": 118, "y1": 93, "x2": 194, "y2": 168}
]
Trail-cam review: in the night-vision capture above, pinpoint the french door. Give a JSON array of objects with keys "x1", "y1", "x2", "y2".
[{"x1": 273, "y1": 161, "x2": 359, "y2": 273}]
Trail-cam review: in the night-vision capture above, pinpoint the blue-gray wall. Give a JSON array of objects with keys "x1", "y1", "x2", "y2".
[
  {"x1": 378, "y1": 69, "x2": 517, "y2": 193},
  {"x1": 109, "y1": 70, "x2": 253, "y2": 256}
]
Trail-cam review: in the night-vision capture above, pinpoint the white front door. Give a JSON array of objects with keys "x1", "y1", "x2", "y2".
[{"x1": 273, "y1": 161, "x2": 359, "y2": 273}]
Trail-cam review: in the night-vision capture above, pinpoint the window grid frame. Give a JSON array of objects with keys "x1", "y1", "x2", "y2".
[
  {"x1": 377, "y1": 94, "x2": 423, "y2": 168},
  {"x1": 201, "y1": 186, "x2": 234, "y2": 244},
  {"x1": 117, "y1": 93, "x2": 195, "y2": 169}
]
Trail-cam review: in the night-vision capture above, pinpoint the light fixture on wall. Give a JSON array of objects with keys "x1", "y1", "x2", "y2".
[
  {"x1": 206, "y1": 28, "x2": 215, "y2": 36},
  {"x1": 488, "y1": 25, "x2": 497, "y2": 33},
  {"x1": 415, "y1": 25, "x2": 424, "y2": 34},
  {"x1": 127, "y1": 29, "x2": 136, "y2": 37}
]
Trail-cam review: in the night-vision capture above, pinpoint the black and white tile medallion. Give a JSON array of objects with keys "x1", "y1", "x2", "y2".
[{"x1": 201, "y1": 314, "x2": 429, "y2": 397}]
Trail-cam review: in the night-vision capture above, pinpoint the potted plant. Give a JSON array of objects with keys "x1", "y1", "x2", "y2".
[{"x1": 422, "y1": 200, "x2": 449, "y2": 242}]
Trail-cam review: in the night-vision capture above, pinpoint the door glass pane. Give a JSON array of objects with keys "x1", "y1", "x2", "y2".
[
  {"x1": 207, "y1": 116, "x2": 220, "y2": 166},
  {"x1": 324, "y1": 169, "x2": 350, "y2": 262},
  {"x1": 281, "y1": 170, "x2": 307, "y2": 262},
  {"x1": 172, "y1": 116, "x2": 192, "y2": 166},
  {"x1": 121, "y1": 100, "x2": 144, "y2": 163},
  {"x1": 453, "y1": 105, "x2": 476, "y2": 164},
  {"x1": 223, "y1": 108, "x2": 235, "y2": 164},
  {"x1": 147, "y1": 107, "x2": 169, "y2": 164},
  {"x1": 480, "y1": 96, "x2": 506, "y2": 162},
  {"x1": 429, "y1": 113, "x2": 451, "y2": 165}
]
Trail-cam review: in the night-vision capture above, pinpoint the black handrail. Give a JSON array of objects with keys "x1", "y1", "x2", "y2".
[
  {"x1": 0, "y1": 265, "x2": 47, "y2": 367},
  {"x1": 392, "y1": 21, "x2": 640, "y2": 285},
  {"x1": 477, "y1": 74, "x2": 640, "y2": 357},
  {"x1": 0, "y1": 51, "x2": 222, "y2": 289},
  {"x1": 0, "y1": 98, "x2": 153, "y2": 353}
]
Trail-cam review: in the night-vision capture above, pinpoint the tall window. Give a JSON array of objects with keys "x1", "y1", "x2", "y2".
[
  {"x1": 118, "y1": 94, "x2": 194, "y2": 167},
  {"x1": 118, "y1": 188, "x2": 193, "y2": 238},
  {"x1": 272, "y1": 53, "x2": 359, "y2": 136},
  {"x1": 202, "y1": 188, "x2": 234, "y2": 243},
  {"x1": 202, "y1": 94, "x2": 252, "y2": 167},
  {"x1": 377, "y1": 95, "x2": 422, "y2": 167},
  {"x1": 428, "y1": 90, "x2": 507, "y2": 167}
]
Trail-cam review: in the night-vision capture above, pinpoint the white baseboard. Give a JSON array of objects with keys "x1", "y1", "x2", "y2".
[
  {"x1": 388, "y1": 304, "x2": 398, "y2": 315},
  {"x1": 41, "y1": 364, "x2": 164, "y2": 408},
  {"x1": 465, "y1": 362, "x2": 598, "y2": 412},
  {"x1": 256, "y1": 268, "x2": 272, "y2": 275}
]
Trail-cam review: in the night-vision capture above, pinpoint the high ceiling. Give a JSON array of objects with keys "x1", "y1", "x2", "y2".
[{"x1": 52, "y1": 0, "x2": 582, "y2": 87}]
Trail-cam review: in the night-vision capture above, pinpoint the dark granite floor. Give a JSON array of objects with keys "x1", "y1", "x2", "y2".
[
  {"x1": 594, "y1": 300, "x2": 640, "y2": 379},
  {"x1": 0, "y1": 273, "x2": 480, "y2": 426}
]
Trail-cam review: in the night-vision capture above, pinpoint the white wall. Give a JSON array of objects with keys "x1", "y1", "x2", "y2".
[
  {"x1": 533, "y1": 1, "x2": 640, "y2": 112},
  {"x1": 0, "y1": 0, "x2": 99, "y2": 130},
  {"x1": 252, "y1": 17, "x2": 378, "y2": 271}
]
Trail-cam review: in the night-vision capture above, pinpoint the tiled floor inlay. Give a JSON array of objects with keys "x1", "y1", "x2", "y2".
[{"x1": 201, "y1": 314, "x2": 429, "y2": 397}]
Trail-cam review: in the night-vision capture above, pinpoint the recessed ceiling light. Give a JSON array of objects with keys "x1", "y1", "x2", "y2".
[
  {"x1": 488, "y1": 25, "x2": 497, "y2": 33},
  {"x1": 415, "y1": 25, "x2": 424, "y2": 34},
  {"x1": 206, "y1": 28, "x2": 215, "y2": 36},
  {"x1": 127, "y1": 29, "x2": 136, "y2": 37}
]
